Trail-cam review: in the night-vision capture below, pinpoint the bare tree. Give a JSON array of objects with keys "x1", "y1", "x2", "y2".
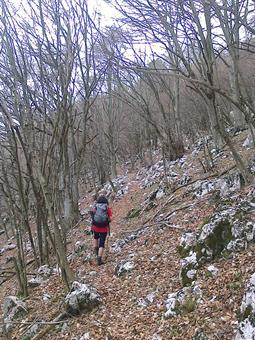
[
  {"x1": 0, "y1": 0, "x2": 108, "y2": 290},
  {"x1": 109, "y1": 0, "x2": 253, "y2": 182}
]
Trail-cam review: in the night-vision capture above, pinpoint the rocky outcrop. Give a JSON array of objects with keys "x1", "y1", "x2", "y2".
[
  {"x1": 243, "y1": 134, "x2": 254, "y2": 149},
  {"x1": 138, "y1": 291, "x2": 157, "y2": 307},
  {"x1": 74, "y1": 241, "x2": 87, "y2": 256},
  {"x1": 180, "y1": 252, "x2": 198, "y2": 286},
  {"x1": 164, "y1": 282, "x2": 202, "y2": 318},
  {"x1": 191, "y1": 173, "x2": 244, "y2": 199},
  {"x1": 0, "y1": 243, "x2": 16, "y2": 255},
  {"x1": 115, "y1": 260, "x2": 135, "y2": 277},
  {"x1": 179, "y1": 200, "x2": 255, "y2": 286},
  {"x1": 28, "y1": 276, "x2": 43, "y2": 288},
  {"x1": 206, "y1": 265, "x2": 219, "y2": 277},
  {"x1": 136, "y1": 157, "x2": 184, "y2": 189},
  {"x1": 178, "y1": 232, "x2": 197, "y2": 258},
  {"x1": 235, "y1": 273, "x2": 255, "y2": 339},
  {"x1": 64, "y1": 281, "x2": 102, "y2": 315},
  {"x1": 100, "y1": 175, "x2": 129, "y2": 200},
  {"x1": 2, "y1": 296, "x2": 28, "y2": 332},
  {"x1": 37, "y1": 265, "x2": 52, "y2": 279},
  {"x1": 28, "y1": 265, "x2": 53, "y2": 288},
  {"x1": 111, "y1": 226, "x2": 149, "y2": 253}
]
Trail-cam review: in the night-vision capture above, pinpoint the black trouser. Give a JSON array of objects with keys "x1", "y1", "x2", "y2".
[{"x1": 93, "y1": 232, "x2": 107, "y2": 248}]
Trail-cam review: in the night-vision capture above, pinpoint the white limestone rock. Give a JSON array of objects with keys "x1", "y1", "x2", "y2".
[
  {"x1": 235, "y1": 273, "x2": 255, "y2": 339},
  {"x1": 156, "y1": 188, "x2": 165, "y2": 199},
  {"x1": 149, "y1": 334, "x2": 162, "y2": 340},
  {"x1": 192, "y1": 180, "x2": 215, "y2": 198},
  {"x1": 165, "y1": 283, "x2": 202, "y2": 319},
  {"x1": 37, "y1": 265, "x2": 52, "y2": 279},
  {"x1": 235, "y1": 319, "x2": 255, "y2": 340},
  {"x1": 115, "y1": 260, "x2": 135, "y2": 277},
  {"x1": 180, "y1": 252, "x2": 198, "y2": 286},
  {"x1": 179, "y1": 232, "x2": 197, "y2": 257},
  {"x1": 243, "y1": 135, "x2": 254, "y2": 149},
  {"x1": 74, "y1": 241, "x2": 87, "y2": 254},
  {"x1": 3, "y1": 296, "x2": 28, "y2": 332},
  {"x1": 42, "y1": 293, "x2": 51, "y2": 304},
  {"x1": 64, "y1": 281, "x2": 102, "y2": 315},
  {"x1": 186, "y1": 269, "x2": 197, "y2": 280},
  {"x1": 0, "y1": 243, "x2": 16, "y2": 255},
  {"x1": 138, "y1": 291, "x2": 157, "y2": 307},
  {"x1": 28, "y1": 276, "x2": 43, "y2": 288},
  {"x1": 207, "y1": 265, "x2": 219, "y2": 277},
  {"x1": 179, "y1": 174, "x2": 191, "y2": 186}
]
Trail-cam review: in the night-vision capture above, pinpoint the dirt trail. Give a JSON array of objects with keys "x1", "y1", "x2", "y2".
[{"x1": 53, "y1": 172, "x2": 189, "y2": 339}]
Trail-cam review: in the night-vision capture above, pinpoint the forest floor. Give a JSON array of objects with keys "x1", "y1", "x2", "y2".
[{"x1": 1, "y1": 130, "x2": 255, "y2": 339}]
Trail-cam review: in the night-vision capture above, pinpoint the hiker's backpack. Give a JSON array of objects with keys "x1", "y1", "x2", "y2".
[{"x1": 93, "y1": 203, "x2": 109, "y2": 227}]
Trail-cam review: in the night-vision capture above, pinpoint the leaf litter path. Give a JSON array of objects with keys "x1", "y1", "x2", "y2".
[
  {"x1": 27, "y1": 172, "x2": 184, "y2": 340},
  {"x1": 45, "y1": 172, "x2": 211, "y2": 340}
]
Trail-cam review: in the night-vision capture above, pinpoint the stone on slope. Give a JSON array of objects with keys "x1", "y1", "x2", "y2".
[
  {"x1": 27, "y1": 264, "x2": 53, "y2": 288},
  {"x1": 206, "y1": 265, "x2": 219, "y2": 277},
  {"x1": 115, "y1": 260, "x2": 135, "y2": 277},
  {"x1": 180, "y1": 252, "x2": 198, "y2": 286},
  {"x1": 28, "y1": 276, "x2": 43, "y2": 288},
  {"x1": 23, "y1": 320, "x2": 45, "y2": 339},
  {"x1": 243, "y1": 135, "x2": 254, "y2": 149},
  {"x1": 178, "y1": 231, "x2": 197, "y2": 258},
  {"x1": 64, "y1": 281, "x2": 102, "y2": 315},
  {"x1": 3, "y1": 296, "x2": 28, "y2": 332},
  {"x1": 138, "y1": 290, "x2": 157, "y2": 307},
  {"x1": 235, "y1": 273, "x2": 255, "y2": 339},
  {"x1": 178, "y1": 199, "x2": 255, "y2": 286},
  {"x1": 164, "y1": 282, "x2": 202, "y2": 318},
  {"x1": 191, "y1": 173, "x2": 243, "y2": 199},
  {"x1": 111, "y1": 227, "x2": 149, "y2": 253},
  {"x1": 0, "y1": 243, "x2": 16, "y2": 255},
  {"x1": 37, "y1": 265, "x2": 52, "y2": 279}
]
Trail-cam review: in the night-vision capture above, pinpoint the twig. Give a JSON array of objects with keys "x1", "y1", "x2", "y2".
[
  {"x1": 0, "y1": 258, "x2": 36, "y2": 286},
  {"x1": 0, "y1": 320, "x2": 69, "y2": 326},
  {"x1": 119, "y1": 225, "x2": 149, "y2": 236},
  {"x1": 72, "y1": 216, "x2": 86, "y2": 229},
  {"x1": 160, "y1": 222, "x2": 184, "y2": 230},
  {"x1": 31, "y1": 312, "x2": 69, "y2": 340},
  {"x1": 146, "y1": 221, "x2": 184, "y2": 230},
  {"x1": 163, "y1": 203, "x2": 193, "y2": 220},
  {"x1": 171, "y1": 164, "x2": 236, "y2": 194},
  {"x1": 19, "y1": 317, "x2": 41, "y2": 337},
  {"x1": 144, "y1": 195, "x2": 176, "y2": 224},
  {"x1": 0, "y1": 271, "x2": 36, "y2": 276}
]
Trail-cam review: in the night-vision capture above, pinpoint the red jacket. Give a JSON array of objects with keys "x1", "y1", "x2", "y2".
[{"x1": 91, "y1": 207, "x2": 112, "y2": 233}]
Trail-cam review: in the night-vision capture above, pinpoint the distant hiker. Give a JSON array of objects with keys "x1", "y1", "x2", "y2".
[{"x1": 90, "y1": 195, "x2": 112, "y2": 265}]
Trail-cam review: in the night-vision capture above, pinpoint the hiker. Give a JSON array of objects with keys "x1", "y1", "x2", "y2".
[{"x1": 90, "y1": 195, "x2": 112, "y2": 265}]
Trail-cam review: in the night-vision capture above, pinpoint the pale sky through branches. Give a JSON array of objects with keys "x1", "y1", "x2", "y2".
[
  {"x1": 10, "y1": 0, "x2": 117, "y2": 27},
  {"x1": 88, "y1": 0, "x2": 118, "y2": 26}
]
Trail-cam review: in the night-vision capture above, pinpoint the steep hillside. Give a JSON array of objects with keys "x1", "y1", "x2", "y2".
[{"x1": 1, "y1": 130, "x2": 255, "y2": 340}]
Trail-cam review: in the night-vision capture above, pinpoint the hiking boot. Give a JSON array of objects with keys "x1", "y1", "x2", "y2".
[
  {"x1": 97, "y1": 256, "x2": 104, "y2": 266},
  {"x1": 94, "y1": 247, "x2": 99, "y2": 256}
]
